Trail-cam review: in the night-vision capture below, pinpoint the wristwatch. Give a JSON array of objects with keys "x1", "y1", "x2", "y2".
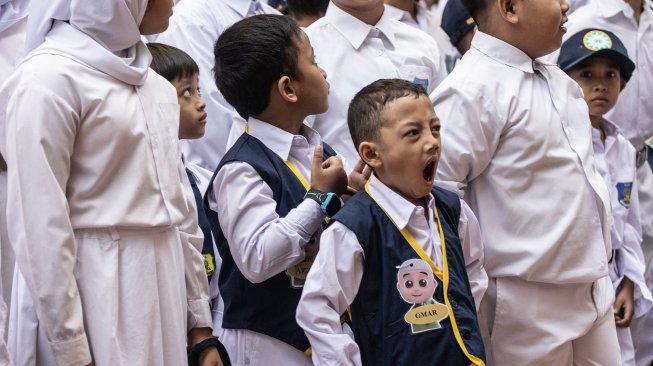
[{"x1": 304, "y1": 189, "x2": 342, "y2": 217}]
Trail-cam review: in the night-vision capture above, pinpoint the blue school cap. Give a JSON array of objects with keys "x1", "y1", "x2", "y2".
[
  {"x1": 558, "y1": 28, "x2": 635, "y2": 82},
  {"x1": 440, "y1": 0, "x2": 476, "y2": 47}
]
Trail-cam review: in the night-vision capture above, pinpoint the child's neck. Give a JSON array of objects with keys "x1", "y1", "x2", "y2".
[
  {"x1": 590, "y1": 114, "x2": 606, "y2": 144},
  {"x1": 336, "y1": 3, "x2": 384, "y2": 25},
  {"x1": 385, "y1": 0, "x2": 418, "y2": 20},
  {"x1": 625, "y1": 0, "x2": 644, "y2": 24}
]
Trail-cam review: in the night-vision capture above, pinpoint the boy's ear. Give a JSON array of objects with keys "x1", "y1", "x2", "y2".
[
  {"x1": 620, "y1": 78, "x2": 627, "y2": 91},
  {"x1": 277, "y1": 76, "x2": 298, "y2": 103},
  {"x1": 359, "y1": 141, "x2": 382, "y2": 169},
  {"x1": 497, "y1": 0, "x2": 519, "y2": 24}
]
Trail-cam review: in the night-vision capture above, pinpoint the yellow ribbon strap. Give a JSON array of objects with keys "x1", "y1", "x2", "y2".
[{"x1": 364, "y1": 181, "x2": 485, "y2": 366}]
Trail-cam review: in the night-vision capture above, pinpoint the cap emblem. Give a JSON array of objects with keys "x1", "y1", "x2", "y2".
[{"x1": 583, "y1": 30, "x2": 613, "y2": 51}]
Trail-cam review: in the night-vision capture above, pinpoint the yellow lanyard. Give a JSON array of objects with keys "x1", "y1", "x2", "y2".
[
  {"x1": 364, "y1": 181, "x2": 485, "y2": 366},
  {"x1": 364, "y1": 181, "x2": 446, "y2": 281}
]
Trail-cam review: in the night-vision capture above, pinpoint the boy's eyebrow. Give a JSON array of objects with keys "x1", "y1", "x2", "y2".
[
  {"x1": 402, "y1": 273, "x2": 412, "y2": 278},
  {"x1": 419, "y1": 271, "x2": 428, "y2": 276}
]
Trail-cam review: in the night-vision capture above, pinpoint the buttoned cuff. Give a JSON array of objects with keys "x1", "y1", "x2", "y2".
[
  {"x1": 187, "y1": 298, "x2": 213, "y2": 331},
  {"x1": 50, "y1": 333, "x2": 92, "y2": 366}
]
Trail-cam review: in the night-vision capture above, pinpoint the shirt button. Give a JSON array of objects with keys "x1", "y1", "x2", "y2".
[
  {"x1": 376, "y1": 50, "x2": 383, "y2": 56},
  {"x1": 450, "y1": 298, "x2": 459, "y2": 309}
]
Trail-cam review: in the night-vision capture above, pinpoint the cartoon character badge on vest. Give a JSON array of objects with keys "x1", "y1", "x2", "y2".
[
  {"x1": 397, "y1": 259, "x2": 449, "y2": 334},
  {"x1": 616, "y1": 182, "x2": 632, "y2": 208}
]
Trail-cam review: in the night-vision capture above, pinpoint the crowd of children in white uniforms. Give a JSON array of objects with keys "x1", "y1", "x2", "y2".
[{"x1": 1, "y1": 0, "x2": 653, "y2": 365}]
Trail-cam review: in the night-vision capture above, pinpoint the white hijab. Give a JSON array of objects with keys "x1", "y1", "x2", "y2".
[
  {"x1": 0, "y1": 0, "x2": 28, "y2": 33},
  {"x1": 25, "y1": 0, "x2": 152, "y2": 85}
]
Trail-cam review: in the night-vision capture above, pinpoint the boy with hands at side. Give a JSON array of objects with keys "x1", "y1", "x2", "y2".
[{"x1": 559, "y1": 28, "x2": 653, "y2": 366}]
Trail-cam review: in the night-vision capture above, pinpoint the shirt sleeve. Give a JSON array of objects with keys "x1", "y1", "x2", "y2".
[
  {"x1": 432, "y1": 83, "x2": 503, "y2": 196},
  {"x1": 208, "y1": 162, "x2": 325, "y2": 283},
  {"x1": 177, "y1": 161, "x2": 213, "y2": 331},
  {"x1": 619, "y1": 175, "x2": 653, "y2": 318},
  {"x1": 457, "y1": 199, "x2": 488, "y2": 310},
  {"x1": 5, "y1": 81, "x2": 91, "y2": 365},
  {"x1": 296, "y1": 222, "x2": 364, "y2": 366}
]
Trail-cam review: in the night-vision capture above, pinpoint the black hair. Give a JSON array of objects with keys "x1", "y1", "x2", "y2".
[
  {"x1": 147, "y1": 43, "x2": 200, "y2": 82},
  {"x1": 459, "y1": 0, "x2": 488, "y2": 27},
  {"x1": 347, "y1": 79, "x2": 429, "y2": 150},
  {"x1": 213, "y1": 14, "x2": 304, "y2": 120},
  {"x1": 287, "y1": 0, "x2": 329, "y2": 18}
]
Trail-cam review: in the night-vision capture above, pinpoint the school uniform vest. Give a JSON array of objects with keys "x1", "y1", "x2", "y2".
[
  {"x1": 333, "y1": 187, "x2": 486, "y2": 366},
  {"x1": 186, "y1": 169, "x2": 217, "y2": 280},
  {"x1": 206, "y1": 133, "x2": 336, "y2": 352}
]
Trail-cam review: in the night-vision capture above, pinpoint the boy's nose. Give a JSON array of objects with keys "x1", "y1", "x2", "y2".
[
  {"x1": 560, "y1": 0, "x2": 569, "y2": 13},
  {"x1": 593, "y1": 85, "x2": 607, "y2": 92}
]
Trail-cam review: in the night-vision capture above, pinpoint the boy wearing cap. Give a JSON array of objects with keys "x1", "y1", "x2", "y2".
[
  {"x1": 296, "y1": 79, "x2": 487, "y2": 366},
  {"x1": 559, "y1": 28, "x2": 653, "y2": 366},
  {"x1": 432, "y1": 0, "x2": 620, "y2": 364},
  {"x1": 439, "y1": 0, "x2": 477, "y2": 71}
]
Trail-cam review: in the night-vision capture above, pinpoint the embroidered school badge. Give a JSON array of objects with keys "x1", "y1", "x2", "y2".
[
  {"x1": 583, "y1": 30, "x2": 613, "y2": 51},
  {"x1": 397, "y1": 259, "x2": 450, "y2": 334},
  {"x1": 616, "y1": 182, "x2": 632, "y2": 208},
  {"x1": 413, "y1": 77, "x2": 429, "y2": 91}
]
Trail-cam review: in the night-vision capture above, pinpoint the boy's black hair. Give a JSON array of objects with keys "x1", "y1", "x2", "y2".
[
  {"x1": 147, "y1": 43, "x2": 200, "y2": 82},
  {"x1": 213, "y1": 14, "x2": 304, "y2": 120},
  {"x1": 287, "y1": 0, "x2": 329, "y2": 18},
  {"x1": 348, "y1": 79, "x2": 429, "y2": 150}
]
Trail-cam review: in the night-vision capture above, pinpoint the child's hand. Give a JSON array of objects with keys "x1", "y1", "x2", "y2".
[
  {"x1": 189, "y1": 327, "x2": 225, "y2": 366},
  {"x1": 198, "y1": 348, "x2": 224, "y2": 366},
  {"x1": 304, "y1": 235, "x2": 319, "y2": 259},
  {"x1": 345, "y1": 159, "x2": 372, "y2": 197},
  {"x1": 614, "y1": 276, "x2": 635, "y2": 327},
  {"x1": 311, "y1": 144, "x2": 348, "y2": 196}
]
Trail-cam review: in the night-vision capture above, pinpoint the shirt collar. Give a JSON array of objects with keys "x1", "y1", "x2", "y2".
[
  {"x1": 246, "y1": 117, "x2": 320, "y2": 161},
  {"x1": 325, "y1": 2, "x2": 396, "y2": 50},
  {"x1": 227, "y1": 0, "x2": 260, "y2": 17},
  {"x1": 598, "y1": 116, "x2": 621, "y2": 138},
  {"x1": 367, "y1": 175, "x2": 435, "y2": 230},
  {"x1": 471, "y1": 31, "x2": 537, "y2": 74},
  {"x1": 593, "y1": 0, "x2": 633, "y2": 19}
]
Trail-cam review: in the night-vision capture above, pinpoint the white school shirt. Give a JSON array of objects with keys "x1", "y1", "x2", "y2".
[
  {"x1": 304, "y1": 3, "x2": 447, "y2": 170},
  {"x1": 295, "y1": 175, "x2": 487, "y2": 366},
  {"x1": 565, "y1": 0, "x2": 653, "y2": 149},
  {"x1": 1, "y1": 54, "x2": 212, "y2": 364},
  {"x1": 208, "y1": 118, "x2": 328, "y2": 284},
  {"x1": 432, "y1": 31, "x2": 613, "y2": 284},
  {"x1": 592, "y1": 120, "x2": 653, "y2": 318},
  {"x1": 384, "y1": 2, "x2": 460, "y2": 73},
  {"x1": 154, "y1": 0, "x2": 279, "y2": 172}
]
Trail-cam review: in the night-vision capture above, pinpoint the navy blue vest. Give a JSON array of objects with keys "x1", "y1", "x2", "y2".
[
  {"x1": 333, "y1": 187, "x2": 486, "y2": 366},
  {"x1": 205, "y1": 133, "x2": 336, "y2": 352},
  {"x1": 186, "y1": 168, "x2": 217, "y2": 280}
]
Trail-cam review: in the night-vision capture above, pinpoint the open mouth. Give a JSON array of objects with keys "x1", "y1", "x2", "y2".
[{"x1": 423, "y1": 160, "x2": 436, "y2": 184}]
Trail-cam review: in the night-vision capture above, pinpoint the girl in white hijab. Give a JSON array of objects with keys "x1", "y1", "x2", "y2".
[{"x1": 0, "y1": 0, "x2": 222, "y2": 365}]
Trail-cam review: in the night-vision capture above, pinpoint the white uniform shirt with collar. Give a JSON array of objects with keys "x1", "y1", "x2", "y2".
[
  {"x1": 592, "y1": 120, "x2": 653, "y2": 317},
  {"x1": 433, "y1": 31, "x2": 613, "y2": 284},
  {"x1": 207, "y1": 118, "x2": 327, "y2": 362},
  {"x1": 384, "y1": 1, "x2": 459, "y2": 72},
  {"x1": 303, "y1": 2, "x2": 447, "y2": 171},
  {"x1": 296, "y1": 175, "x2": 487, "y2": 366},
  {"x1": 565, "y1": 0, "x2": 653, "y2": 149},
  {"x1": 154, "y1": 0, "x2": 279, "y2": 172}
]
